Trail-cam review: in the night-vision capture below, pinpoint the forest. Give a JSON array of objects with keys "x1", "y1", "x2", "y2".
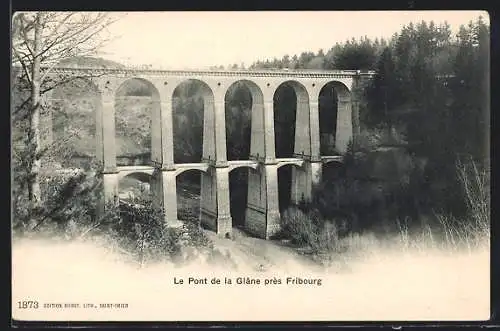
[{"x1": 11, "y1": 14, "x2": 490, "y2": 265}]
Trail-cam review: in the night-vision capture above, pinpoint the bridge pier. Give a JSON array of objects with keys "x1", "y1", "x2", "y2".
[
  {"x1": 310, "y1": 160, "x2": 322, "y2": 186},
  {"x1": 97, "y1": 172, "x2": 119, "y2": 218},
  {"x1": 201, "y1": 166, "x2": 232, "y2": 236},
  {"x1": 336, "y1": 98, "x2": 353, "y2": 154},
  {"x1": 151, "y1": 169, "x2": 181, "y2": 228},
  {"x1": 245, "y1": 163, "x2": 280, "y2": 239},
  {"x1": 292, "y1": 159, "x2": 323, "y2": 205},
  {"x1": 95, "y1": 92, "x2": 119, "y2": 219},
  {"x1": 291, "y1": 164, "x2": 310, "y2": 205}
]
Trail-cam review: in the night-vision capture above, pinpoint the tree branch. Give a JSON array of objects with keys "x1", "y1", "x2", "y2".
[
  {"x1": 12, "y1": 48, "x2": 33, "y2": 84},
  {"x1": 19, "y1": 16, "x2": 35, "y2": 57},
  {"x1": 40, "y1": 13, "x2": 75, "y2": 49},
  {"x1": 36, "y1": 13, "x2": 116, "y2": 67}
]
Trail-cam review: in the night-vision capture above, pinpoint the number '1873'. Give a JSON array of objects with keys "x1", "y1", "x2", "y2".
[{"x1": 17, "y1": 301, "x2": 39, "y2": 309}]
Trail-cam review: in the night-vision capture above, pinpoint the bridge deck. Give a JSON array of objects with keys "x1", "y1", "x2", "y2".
[{"x1": 43, "y1": 156, "x2": 345, "y2": 178}]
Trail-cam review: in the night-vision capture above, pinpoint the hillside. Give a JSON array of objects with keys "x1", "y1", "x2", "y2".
[{"x1": 56, "y1": 56, "x2": 126, "y2": 68}]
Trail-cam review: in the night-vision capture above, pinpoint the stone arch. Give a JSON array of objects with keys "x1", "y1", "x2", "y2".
[
  {"x1": 175, "y1": 166, "x2": 209, "y2": 177},
  {"x1": 276, "y1": 160, "x2": 304, "y2": 170},
  {"x1": 49, "y1": 77, "x2": 102, "y2": 167},
  {"x1": 225, "y1": 79, "x2": 263, "y2": 161},
  {"x1": 273, "y1": 80, "x2": 311, "y2": 159},
  {"x1": 322, "y1": 158, "x2": 344, "y2": 165},
  {"x1": 115, "y1": 77, "x2": 161, "y2": 99},
  {"x1": 228, "y1": 163, "x2": 259, "y2": 173},
  {"x1": 114, "y1": 78, "x2": 161, "y2": 166},
  {"x1": 172, "y1": 79, "x2": 214, "y2": 163},
  {"x1": 318, "y1": 81, "x2": 352, "y2": 155},
  {"x1": 120, "y1": 171, "x2": 153, "y2": 183}
]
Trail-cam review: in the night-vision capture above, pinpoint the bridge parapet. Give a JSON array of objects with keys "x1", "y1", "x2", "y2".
[
  {"x1": 40, "y1": 66, "x2": 375, "y2": 80},
  {"x1": 248, "y1": 154, "x2": 265, "y2": 163},
  {"x1": 291, "y1": 152, "x2": 323, "y2": 162}
]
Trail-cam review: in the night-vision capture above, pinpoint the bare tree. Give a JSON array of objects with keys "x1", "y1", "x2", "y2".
[{"x1": 11, "y1": 11, "x2": 121, "y2": 222}]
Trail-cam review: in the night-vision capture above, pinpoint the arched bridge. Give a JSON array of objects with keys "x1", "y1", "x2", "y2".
[{"x1": 35, "y1": 66, "x2": 374, "y2": 239}]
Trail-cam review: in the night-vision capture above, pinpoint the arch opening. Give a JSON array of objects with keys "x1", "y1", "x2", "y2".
[
  {"x1": 50, "y1": 77, "x2": 101, "y2": 168},
  {"x1": 277, "y1": 164, "x2": 303, "y2": 212},
  {"x1": 172, "y1": 79, "x2": 213, "y2": 164},
  {"x1": 118, "y1": 172, "x2": 152, "y2": 202},
  {"x1": 114, "y1": 78, "x2": 160, "y2": 166},
  {"x1": 318, "y1": 81, "x2": 351, "y2": 156},
  {"x1": 274, "y1": 83, "x2": 296, "y2": 159},
  {"x1": 176, "y1": 169, "x2": 202, "y2": 223},
  {"x1": 273, "y1": 81, "x2": 310, "y2": 159},
  {"x1": 225, "y1": 80, "x2": 262, "y2": 161},
  {"x1": 229, "y1": 167, "x2": 249, "y2": 228}
]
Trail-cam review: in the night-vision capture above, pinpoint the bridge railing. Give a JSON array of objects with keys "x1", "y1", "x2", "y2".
[
  {"x1": 19, "y1": 64, "x2": 376, "y2": 78},
  {"x1": 292, "y1": 152, "x2": 313, "y2": 161}
]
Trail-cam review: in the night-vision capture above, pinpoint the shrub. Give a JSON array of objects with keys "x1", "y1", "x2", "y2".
[
  {"x1": 104, "y1": 197, "x2": 181, "y2": 266},
  {"x1": 279, "y1": 207, "x2": 318, "y2": 247},
  {"x1": 12, "y1": 161, "x2": 102, "y2": 237},
  {"x1": 354, "y1": 126, "x2": 385, "y2": 152},
  {"x1": 388, "y1": 157, "x2": 489, "y2": 254},
  {"x1": 311, "y1": 220, "x2": 340, "y2": 255},
  {"x1": 177, "y1": 208, "x2": 213, "y2": 249},
  {"x1": 456, "y1": 156, "x2": 490, "y2": 240},
  {"x1": 279, "y1": 206, "x2": 347, "y2": 260}
]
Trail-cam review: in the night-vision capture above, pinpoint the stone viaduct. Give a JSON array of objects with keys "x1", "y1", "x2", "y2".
[{"x1": 40, "y1": 67, "x2": 374, "y2": 239}]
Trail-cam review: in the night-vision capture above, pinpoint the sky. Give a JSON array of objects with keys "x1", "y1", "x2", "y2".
[{"x1": 97, "y1": 11, "x2": 488, "y2": 70}]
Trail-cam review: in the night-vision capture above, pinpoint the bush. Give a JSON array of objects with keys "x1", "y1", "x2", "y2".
[
  {"x1": 177, "y1": 207, "x2": 213, "y2": 249},
  {"x1": 311, "y1": 220, "x2": 340, "y2": 255},
  {"x1": 279, "y1": 207, "x2": 318, "y2": 246},
  {"x1": 456, "y1": 156, "x2": 490, "y2": 239},
  {"x1": 106, "y1": 197, "x2": 181, "y2": 265},
  {"x1": 12, "y1": 161, "x2": 102, "y2": 237},
  {"x1": 354, "y1": 126, "x2": 385, "y2": 152},
  {"x1": 84, "y1": 195, "x2": 218, "y2": 267},
  {"x1": 279, "y1": 206, "x2": 345, "y2": 258}
]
